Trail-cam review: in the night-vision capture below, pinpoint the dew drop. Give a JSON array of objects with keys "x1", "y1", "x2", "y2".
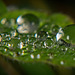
[
  {"x1": 0, "y1": 35, "x2": 2, "y2": 42},
  {"x1": 73, "y1": 58, "x2": 75, "y2": 60},
  {"x1": 51, "y1": 25, "x2": 59, "y2": 34},
  {"x1": 21, "y1": 50, "x2": 25, "y2": 55},
  {"x1": 60, "y1": 61, "x2": 64, "y2": 65},
  {"x1": 1, "y1": 18, "x2": 7, "y2": 25},
  {"x1": 19, "y1": 41, "x2": 24, "y2": 49},
  {"x1": 30, "y1": 54, "x2": 34, "y2": 59},
  {"x1": 37, "y1": 54, "x2": 40, "y2": 59},
  {"x1": 66, "y1": 35, "x2": 70, "y2": 40},
  {"x1": 4, "y1": 48, "x2": 7, "y2": 52},
  {"x1": 65, "y1": 48, "x2": 68, "y2": 51},
  {"x1": 56, "y1": 28, "x2": 64, "y2": 41},
  {"x1": 34, "y1": 33, "x2": 38, "y2": 38},
  {"x1": 16, "y1": 14, "x2": 39, "y2": 33}
]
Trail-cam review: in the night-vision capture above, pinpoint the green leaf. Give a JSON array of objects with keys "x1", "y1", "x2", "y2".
[
  {"x1": 49, "y1": 13, "x2": 73, "y2": 27},
  {"x1": 0, "y1": 10, "x2": 75, "y2": 75},
  {"x1": 63, "y1": 24, "x2": 75, "y2": 45}
]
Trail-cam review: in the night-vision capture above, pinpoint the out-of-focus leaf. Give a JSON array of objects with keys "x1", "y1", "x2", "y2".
[
  {"x1": 49, "y1": 13, "x2": 73, "y2": 27},
  {"x1": 0, "y1": 0, "x2": 7, "y2": 15},
  {"x1": 63, "y1": 24, "x2": 75, "y2": 45}
]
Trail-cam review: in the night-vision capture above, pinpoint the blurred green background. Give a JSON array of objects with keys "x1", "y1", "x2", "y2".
[{"x1": 2, "y1": 0, "x2": 75, "y2": 20}]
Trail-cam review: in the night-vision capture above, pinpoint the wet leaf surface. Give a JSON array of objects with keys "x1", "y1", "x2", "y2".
[
  {"x1": 0, "y1": 9, "x2": 75, "y2": 75},
  {"x1": 63, "y1": 24, "x2": 75, "y2": 45}
]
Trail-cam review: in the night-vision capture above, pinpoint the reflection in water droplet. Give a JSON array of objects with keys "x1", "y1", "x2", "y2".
[
  {"x1": 66, "y1": 35, "x2": 70, "y2": 40},
  {"x1": 1, "y1": 18, "x2": 15, "y2": 27},
  {"x1": 73, "y1": 58, "x2": 75, "y2": 60},
  {"x1": 4, "y1": 48, "x2": 7, "y2": 52},
  {"x1": 13, "y1": 52, "x2": 17, "y2": 57},
  {"x1": 51, "y1": 25, "x2": 59, "y2": 34},
  {"x1": 0, "y1": 35, "x2": 2, "y2": 42},
  {"x1": 16, "y1": 14, "x2": 39, "y2": 33},
  {"x1": 35, "y1": 33, "x2": 38, "y2": 38},
  {"x1": 37, "y1": 54, "x2": 40, "y2": 59},
  {"x1": 56, "y1": 28, "x2": 64, "y2": 41},
  {"x1": 11, "y1": 30, "x2": 17, "y2": 37},
  {"x1": 21, "y1": 50, "x2": 25, "y2": 55},
  {"x1": 65, "y1": 48, "x2": 68, "y2": 51},
  {"x1": 38, "y1": 31, "x2": 47, "y2": 38},
  {"x1": 1, "y1": 18, "x2": 7, "y2": 24},
  {"x1": 60, "y1": 61, "x2": 64, "y2": 65},
  {"x1": 19, "y1": 42, "x2": 24, "y2": 49},
  {"x1": 30, "y1": 54, "x2": 34, "y2": 59},
  {"x1": 8, "y1": 43, "x2": 11, "y2": 47}
]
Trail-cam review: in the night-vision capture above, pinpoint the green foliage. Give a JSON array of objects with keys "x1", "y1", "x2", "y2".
[
  {"x1": 49, "y1": 13, "x2": 73, "y2": 27},
  {"x1": 63, "y1": 24, "x2": 75, "y2": 45},
  {"x1": 0, "y1": 4, "x2": 75, "y2": 75}
]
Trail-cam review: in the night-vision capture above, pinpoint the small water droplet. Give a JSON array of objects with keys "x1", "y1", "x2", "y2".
[
  {"x1": 56, "y1": 28, "x2": 64, "y2": 41},
  {"x1": 21, "y1": 50, "x2": 25, "y2": 55},
  {"x1": 13, "y1": 52, "x2": 17, "y2": 57},
  {"x1": 30, "y1": 54, "x2": 34, "y2": 59},
  {"x1": 60, "y1": 61, "x2": 64, "y2": 65},
  {"x1": 37, "y1": 54, "x2": 40, "y2": 59},
  {"x1": 11, "y1": 30, "x2": 17, "y2": 37},
  {"x1": 0, "y1": 35, "x2": 2, "y2": 42},
  {"x1": 35, "y1": 33, "x2": 38, "y2": 38},
  {"x1": 66, "y1": 35, "x2": 70, "y2": 40},
  {"x1": 51, "y1": 25, "x2": 59, "y2": 34},
  {"x1": 73, "y1": 58, "x2": 75, "y2": 60},
  {"x1": 8, "y1": 43, "x2": 11, "y2": 47},
  {"x1": 65, "y1": 48, "x2": 68, "y2": 51},
  {"x1": 4, "y1": 48, "x2": 7, "y2": 52},
  {"x1": 19, "y1": 41, "x2": 24, "y2": 49},
  {"x1": 1, "y1": 18, "x2": 7, "y2": 25},
  {"x1": 38, "y1": 31, "x2": 47, "y2": 38}
]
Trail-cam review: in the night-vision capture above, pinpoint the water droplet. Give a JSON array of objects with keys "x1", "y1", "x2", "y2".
[
  {"x1": 56, "y1": 28, "x2": 64, "y2": 41},
  {"x1": 30, "y1": 54, "x2": 34, "y2": 59},
  {"x1": 13, "y1": 52, "x2": 17, "y2": 57},
  {"x1": 44, "y1": 42, "x2": 47, "y2": 47},
  {"x1": 1, "y1": 18, "x2": 15, "y2": 27},
  {"x1": 65, "y1": 48, "x2": 68, "y2": 51},
  {"x1": 51, "y1": 25, "x2": 59, "y2": 34},
  {"x1": 34, "y1": 33, "x2": 38, "y2": 38},
  {"x1": 37, "y1": 54, "x2": 40, "y2": 59},
  {"x1": 8, "y1": 43, "x2": 11, "y2": 47},
  {"x1": 17, "y1": 14, "x2": 39, "y2": 33},
  {"x1": 1, "y1": 18, "x2": 7, "y2": 25},
  {"x1": 73, "y1": 58, "x2": 75, "y2": 60},
  {"x1": 0, "y1": 35, "x2": 2, "y2": 42},
  {"x1": 60, "y1": 61, "x2": 64, "y2": 65},
  {"x1": 4, "y1": 48, "x2": 7, "y2": 52},
  {"x1": 11, "y1": 30, "x2": 17, "y2": 37},
  {"x1": 38, "y1": 31, "x2": 47, "y2": 38},
  {"x1": 19, "y1": 41, "x2": 24, "y2": 49},
  {"x1": 66, "y1": 35, "x2": 70, "y2": 40},
  {"x1": 21, "y1": 50, "x2": 25, "y2": 55}
]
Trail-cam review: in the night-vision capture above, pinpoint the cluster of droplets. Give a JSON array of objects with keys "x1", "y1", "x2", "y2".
[
  {"x1": 0, "y1": 13, "x2": 75, "y2": 66},
  {"x1": 0, "y1": 28, "x2": 56, "y2": 59}
]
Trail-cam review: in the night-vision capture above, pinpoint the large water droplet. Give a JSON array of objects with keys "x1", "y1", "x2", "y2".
[{"x1": 16, "y1": 14, "x2": 39, "y2": 33}]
